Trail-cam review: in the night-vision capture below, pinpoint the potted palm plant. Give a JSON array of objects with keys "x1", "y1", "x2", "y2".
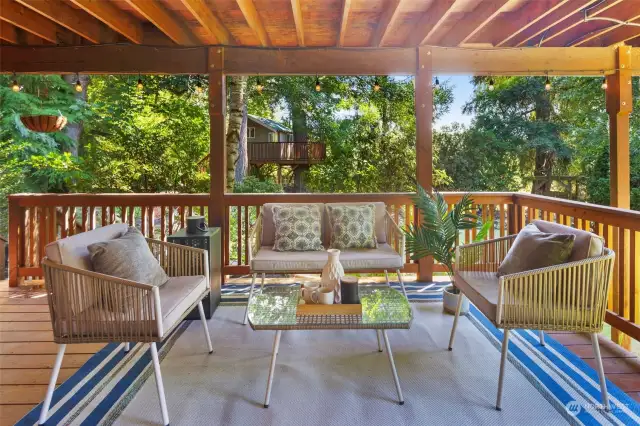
[{"x1": 405, "y1": 186, "x2": 492, "y2": 315}]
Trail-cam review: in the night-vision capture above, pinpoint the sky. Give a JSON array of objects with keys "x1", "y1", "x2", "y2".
[{"x1": 434, "y1": 75, "x2": 475, "y2": 130}]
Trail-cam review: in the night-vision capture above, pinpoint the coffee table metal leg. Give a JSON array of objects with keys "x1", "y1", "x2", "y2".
[
  {"x1": 264, "y1": 330, "x2": 282, "y2": 408},
  {"x1": 381, "y1": 330, "x2": 404, "y2": 405},
  {"x1": 376, "y1": 330, "x2": 383, "y2": 352}
]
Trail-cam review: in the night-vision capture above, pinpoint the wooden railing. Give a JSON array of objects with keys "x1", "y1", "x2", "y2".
[
  {"x1": 248, "y1": 142, "x2": 326, "y2": 164},
  {"x1": 7, "y1": 191, "x2": 640, "y2": 348}
]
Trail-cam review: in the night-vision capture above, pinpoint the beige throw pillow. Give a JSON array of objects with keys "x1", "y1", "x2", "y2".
[
  {"x1": 272, "y1": 205, "x2": 324, "y2": 252},
  {"x1": 88, "y1": 226, "x2": 169, "y2": 287},
  {"x1": 327, "y1": 204, "x2": 377, "y2": 250},
  {"x1": 497, "y1": 223, "x2": 575, "y2": 277}
]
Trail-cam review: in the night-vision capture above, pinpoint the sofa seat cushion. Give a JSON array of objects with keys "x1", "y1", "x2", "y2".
[
  {"x1": 57, "y1": 275, "x2": 208, "y2": 341},
  {"x1": 455, "y1": 271, "x2": 499, "y2": 323},
  {"x1": 159, "y1": 275, "x2": 207, "y2": 335},
  {"x1": 251, "y1": 244, "x2": 402, "y2": 272}
]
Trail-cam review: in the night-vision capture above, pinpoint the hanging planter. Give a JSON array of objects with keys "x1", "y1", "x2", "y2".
[{"x1": 20, "y1": 114, "x2": 68, "y2": 133}]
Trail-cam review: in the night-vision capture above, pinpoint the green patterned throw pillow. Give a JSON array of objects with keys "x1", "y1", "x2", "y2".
[
  {"x1": 272, "y1": 205, "x2": 324, "y2": 252},
  {"x1": 327, "y1": 204, "x2": 377, "y2": 250}
]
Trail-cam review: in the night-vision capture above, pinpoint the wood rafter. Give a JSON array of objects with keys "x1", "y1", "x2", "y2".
[
  {"x1": 408, "y1": 0, "x2": 457, "y2": 46},
  {"x1": 337, "y1": 0, "x2": 351, "y2": 47},
  {"x1": 69, "y1": 0, "x2": 143, "y2": 44},
  {"x1": 290, "y1": 0, "x2": 304, "y2": 46},
  {"x1": 437, "y1": 0, "x2": 511, "y2": 47},
  {"x1": 570, "y1": 5, "x2": 640, "y2": 47},
  {"x1": 125, "y1": 0, "x2": 199, "y2": 45},
  {"x1": 579, "y1": 17, "x2": 640, "y2": 46},
  {"x1": 370, "y1": 0, "x2": 402, "y2": 47},
  {"x1": 236, "y1": 0, "x2": 270, "y2": 47},
  {"x1": 493, "y1": 0, "x2": 587, "y2": 47},
  {"x1": 0, "y1": 20, "x2": 18, "y2": 44},
  {"x1": 527, "y1": 0, "x2": 625, "y2": 47},
  {"x1": 180, "y1": 0, "x2": 234, "y2": 45},
  {"x1": 16, "y1": 0, "x2": 115, "y2": 44},
  {"x1": 0, "y1": 0, "x2": 59, "y2": 43}
]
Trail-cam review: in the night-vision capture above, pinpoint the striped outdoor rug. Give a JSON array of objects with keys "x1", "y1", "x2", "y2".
[{"x1": 16, "y1": 282, "x2": 640, "y2": 426}]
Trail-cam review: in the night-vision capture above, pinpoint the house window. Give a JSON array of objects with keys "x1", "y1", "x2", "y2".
[
  {"x1": 248, "y1": 127, "x2": 255, "y2": 139},
  {"x1": 268, "y1": 132, "x2": 276, "y2": 142}
]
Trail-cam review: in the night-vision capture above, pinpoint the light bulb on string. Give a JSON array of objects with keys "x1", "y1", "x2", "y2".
[
  {"x1": 488, "y1": 78, "x2": 495, "y2": 91},
  {"x1": 315, "y1": 75, "x2": 321, "y2": 92},
  {"x1": 544, "y1": 75, "x2": 551, "y2": 91},
  {"x1": 434, "y1": 76, "x2": 440, "y2": 90},
  {"x1": 601, "y1": 76, "x2": 608, "y2": 90},
  {"x1": 373, "y1": 76, "x2": 380, "y2": 92},
  {"x1": 10, "y1": 73, "x2": 20, "y2": 92},
  {"x1": 136, "y1": 74, "x2": 144, "y2": 91},
  {"x1": 256, "y1": 74, "x2": 263, "y2": 94},
  {"x1": 74, "y1": 73, "x2": 82, "y2": 93},
  {"x1": 195, "y1": 79, "x2": 203, "y2": 94}
]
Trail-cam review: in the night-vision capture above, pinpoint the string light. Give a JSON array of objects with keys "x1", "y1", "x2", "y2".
[
  {"x1": 601, "y1": 76, "x2": 608, "y2": 90},
  {"x1": 74, "y1": 73, "x2": 83, "y2": 93},
  {"x1": 373, "y1": 76, "x2": 380, "y2": 92},
  {"x1": 434, "y1": 76, "x2": 440, "y2": 90},
  {"x1": 10, "y1": 73, "x2": 20, "y2": 92},
  {"x1": 315, "y1": 74, "x2": 321, "y2": 92},
  {"x1": 488, "y1": 77, "x2": 495, "y2": 91},
  {"x1": 195, "y1": 80, "x2": 203, "y2": 94},
  {"x1": 256, "y1": 74, "x2": 263, "y2": 94},
  {"x1": 544, "y1": 74, "x2": 551, "y2": 91},
  {"x1": 136, "y1": 73, "x2": 144, "y2": 90}
]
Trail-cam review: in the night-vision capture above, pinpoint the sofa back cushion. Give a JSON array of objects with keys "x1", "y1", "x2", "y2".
[
  {"x1": 45, "y1": 223, "x2": 129, "y2": 270},
  {"x1": 532, "y1": 220, "x2": 604, "y2": 262},
  {"x1": 325, "y1": 202, "x2": 387, "y2": 244},
  {"x1": 262, "y1": 203, "x2": 326, "y2": 247}
]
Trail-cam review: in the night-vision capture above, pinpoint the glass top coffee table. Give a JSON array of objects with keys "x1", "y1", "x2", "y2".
[{"x1": 247, "y1": 284, "x2": 412, "y2": 407}]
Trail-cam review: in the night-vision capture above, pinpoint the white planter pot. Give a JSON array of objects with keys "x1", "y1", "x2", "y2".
[{"x1": 442, "y1": 284, "x2": 469, "y2": 315}]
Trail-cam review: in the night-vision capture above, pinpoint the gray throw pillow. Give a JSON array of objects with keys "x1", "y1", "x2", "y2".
[
  {"x1": 497, "y1": 223, "x2": 575, "y2": 277},
  {"x1": 327, "y1": 204, "x2": 377, "y2": 250},
  {"x1": 272, "y1": 205, "x2": 324, "y2": 252},
  {"x1": 88, "y1": 226, "x2": 169, "y2": 287}
]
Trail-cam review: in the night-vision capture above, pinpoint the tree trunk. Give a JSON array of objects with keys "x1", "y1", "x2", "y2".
[
  {"x1": 235, "y1": 104, "x2": 248, "y2": 184},
  {"x1": 290, "y1": 102, "x2": 308, "y2": 142},
  {"x1": 62, "y1": 74, "x2": 90, "y2": 156},
  {"x1": 226, "y1": 76, "x2": 247, "y2": 192},
  {"x1": 532, "y1": 94, "x2": 555, "y2": 194}
]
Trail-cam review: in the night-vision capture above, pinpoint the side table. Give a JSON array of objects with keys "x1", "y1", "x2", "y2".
[{"x1": 168, "y1": 228, "x2": 221, "y2": 319}]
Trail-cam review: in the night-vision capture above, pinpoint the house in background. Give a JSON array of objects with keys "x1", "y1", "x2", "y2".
[{"x1": 246, "y1": 115, "x2": 326, "y2": 192}]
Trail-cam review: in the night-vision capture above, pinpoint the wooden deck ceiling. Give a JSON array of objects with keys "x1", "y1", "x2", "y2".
[{"x1": 1, "y1": 0, "x2": 639, "y2": 49}]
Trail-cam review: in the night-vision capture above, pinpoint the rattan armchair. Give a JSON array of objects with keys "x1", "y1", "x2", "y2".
[
  {"x1": 447, "y1": 226, "x2": 615, "y2": 412},
  {"x1": 243, "y1": 203, "x2": 407, "y2": 325},
  {"x1": 39, "y1": 225, "x2": 213, "y2": 426}
]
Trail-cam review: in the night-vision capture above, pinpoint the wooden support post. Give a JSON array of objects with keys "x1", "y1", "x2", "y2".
[
  {"x1": 209, "y1": 47, "x2": 226, "y2": 284},
  {"x1": 8, "y1": 197, "x2": 20, "y2": 286},
  {"x1": 415, "y1": 46, "x2": 434, "y2": 283},
  {"x1": 606, "y1": 45, "x2": 633, "y2": 349}
]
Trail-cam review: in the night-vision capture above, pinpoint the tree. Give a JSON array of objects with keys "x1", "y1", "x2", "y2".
[{"x1": 226, "y1": 76, "x2": 247, "y2": 191}]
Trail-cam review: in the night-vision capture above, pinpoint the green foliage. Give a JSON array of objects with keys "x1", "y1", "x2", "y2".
[
  {"x1": 405, "y1": 186, "x2": 490, "y2": 281},
  {"x1": 233, "y1": 176, "x2": 283, "y2": 193}
]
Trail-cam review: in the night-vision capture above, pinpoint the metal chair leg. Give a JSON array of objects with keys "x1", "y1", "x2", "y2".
[
  {"x1": 384, "y1": 270, "x2": 390, "y2": 285},
  {"x1": 496, "y1": 330, "x2": 510, "y2": 411},
  {"x1": 376, "y1": 329, "x2": 383, "y2": 352},
  {"x1": 381, "y1": 330, "x2": 404, "y2": 405},
  {"x1": 198, "y1": 300, "x2": 213, "y2": 354},
  {"x1": 124, "y1": 342, "x2": 130, "y2": 353},
  {"x1": 38, "y1": 344, "x2": 66, "y2": 425},
  {"x1": 448, "y1": 293, "x2": 464, "y2": 350},
  {"x1": 260, "y1": 272, "x2": 266, "y2": 290},
  {"x1": 538, "y1": 330, "x2": 545, "y2": 346},
  {"x1": 243, "y1": 273, "x2": 257, "y2": 325},
  {"x1": 149, "y1": 342, "x2": 169, "y2": 426},
  {"x1": 264, "y1": 330, "x2": 282, "y2": 408},
  {"x1": 591, "y1": 333, "x2": 610, "y2": 411},
  {"x1": 396, "y1": 269, "x2": 407, "y2": 299}
]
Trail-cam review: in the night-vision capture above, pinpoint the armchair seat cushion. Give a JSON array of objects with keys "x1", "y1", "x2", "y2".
[
  {"x1": 159, "y1": 275, "x2": 208, "y2": 335},
  {"x1": 455, "y1": 271, "x2": 499, "y2": 322},
  {"x1": 251, "y1": 244, "x2": 403, "y2": 272}
]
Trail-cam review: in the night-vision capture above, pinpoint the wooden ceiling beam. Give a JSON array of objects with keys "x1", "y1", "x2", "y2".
[
  {"x1": 180, "y1": 0, "x2": 234, "y2": 45},
  {"x1": 125, "y1": 0, "x2": 199, "y2": 45},
  {"x1": 290, "y1": 0, "x2": 304, "y2": 46},
  {"x1": 579, "y1": 18, "x2": 640, "y2": 47},
  {"x1": 236, "y1": 0, "x2": 271, "y2": 46},
  {"x1": 569, "y1": 5, "x2": 640, "y2": 46},
  {"x1": 528, "y1": 0, "x2": 625, "y2": 47},
  {"x1": 493, "y1": 0, "x2": 591, "y2": 47},
  {"x1": 16, "y1": 0, "x2": 116, "y2": 44},
  {"x1": 407, "y1": 0, "x2": 457, "y2": 46},
  {"x1": 0, "y1": 0, "x2": 59, "y2": 43},
  {"x1": 337, "y1": 0, "x2": 351, "y2": 47},
  {"x1": 370, "y1": 0, "x2": 402, "y2": 47},
  {"x1": 437, "y1": 0, "x2": 511, "y2": 47},
  {"x1": 69, "y1": 0, "x2": 143, "y2": 44},
  {"x1": 0, "y1": 21, "x2": 18, "y2": 44}
]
